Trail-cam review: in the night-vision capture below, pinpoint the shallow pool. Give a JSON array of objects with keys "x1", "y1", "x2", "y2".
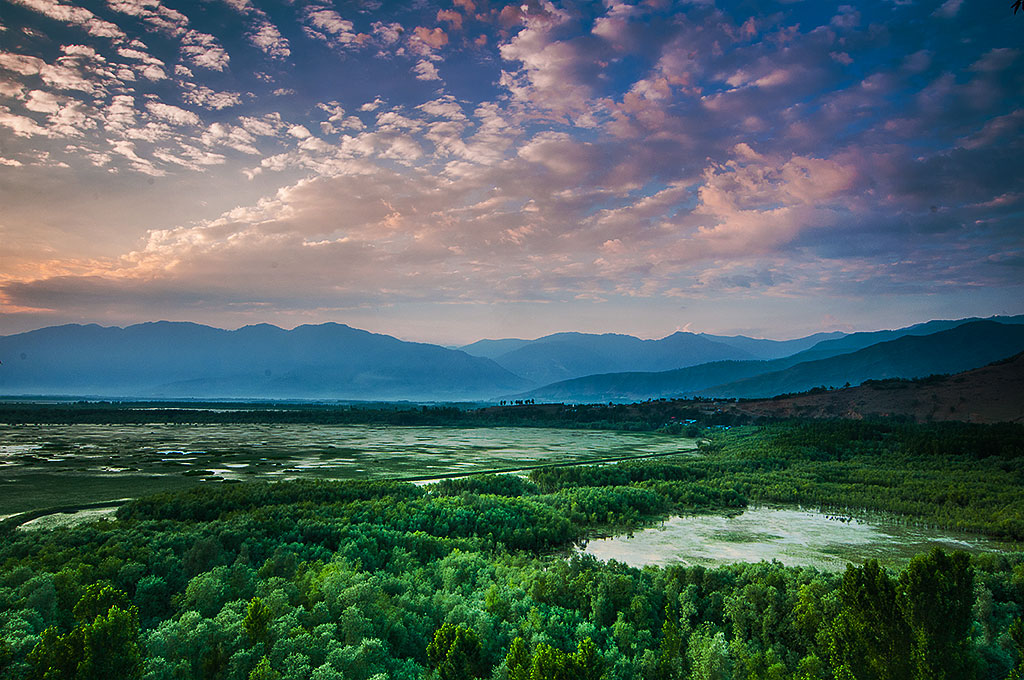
[{"x1": 582, "y1": 506, "x2": 1016, "y2": 570}]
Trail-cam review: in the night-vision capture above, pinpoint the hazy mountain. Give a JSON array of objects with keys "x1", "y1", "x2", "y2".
[
  {"x1": 726, "y1": 351, "x2": 1024, "y2": 424},
  {"x1": 699, "y1": 320, "x2": 1024, "y2": 398},
  {"x1": 0, "y1": 321, "x2": 529, "y2": 400},
  {"x1": 788, "y1": 315, "x2": 1024, "y2": 363},
  {"x1": 516, "y1": 359, "x2": 772, "y2": 403},
  {"x1": 696, "y1": 331, "x2": 845, "y2": 360},
  {"x1": 474, "y1": 331, "x2": 758, "y2": 386},
  {"x1": 459, "y1": 338, "x2": 532, "y2": 359},
  {"x1": 518, "y1": 318, "x2": 1024, "y2": 403}
]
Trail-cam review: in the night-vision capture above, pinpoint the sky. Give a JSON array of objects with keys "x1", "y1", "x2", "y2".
[{"x1": 0, "y1": 0, "x2": 1021, "y2": 345}]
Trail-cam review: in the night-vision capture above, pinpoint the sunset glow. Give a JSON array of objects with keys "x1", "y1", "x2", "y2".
[{"x1": 1, "y1": 0, "x2": 1021, "y2": 343}]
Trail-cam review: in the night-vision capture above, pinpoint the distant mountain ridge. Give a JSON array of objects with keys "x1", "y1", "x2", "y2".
[
  {"x1": 0, "y1": 321, "x2": 528, "y2": 400},
  {"x1": 458, "y1": 329, "x2": 851, "y2": 386},
  {"x1": 518, "y1": 317, "x2": 1024, "y2": 402},
  {"x1": 698, "y1": 320, "x2": 1024, "y2": 398},
  {"x1": 3, "y1": 315, "x2": 1024, "y2": 402}
]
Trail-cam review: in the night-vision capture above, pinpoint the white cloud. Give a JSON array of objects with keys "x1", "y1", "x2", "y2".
[
  {"x1": 239, "y1": 113, "x2": 284, "y2": 137},
  {"x1": 107, "y1": 0, "x2": 189, "y2": 36},
  {"x1": 249, "y1": 21, "x2": 290, "y2": 58},
  {"x1": 413, "y1": 60, "x2": 441, "y2": 81},
  {"x1": 145, "y1": 100, "x2": 201, "y2": 126},
  {"x1": 202, "y1": 122, "x2": 259, "y2": 154},
  {"x1": 110, "y1": 139, "x2": 164, "y2": 175},
  {"x1": 24, "y1": 89, "x2": 62, "y2": 113},
  {"x1": 46, "y1": 100, "x2": 97, "y2": 136},
  {"x1": 0, "y1": 52, "x2": 45, "y2": 76},
  {"x1": 181, "y1": 30, "x2": 230, "y2": 71},
  {"x1": 969, "y1": 48, "x2": 1020, "y2": 73},
  {"x1": 497, "y1": 6, "x2": 600, "y2": 124},
  {"x1": 102, "y1": 94, "x2": 136, "y2": 130},
  {"x1": 182, "y1": 85, "x2": 243, "y2": 110},
  {"x1": 304, "y1": 6, "x2": 362, "y2": 49},
  {"x1": 371, "y1": 21, "x2": 403, "y2": 45},
  {"x1": 0, "y1": 79, "x2": 24, "y2": 97},
  {"x1": 9, "y1": 0, "x2": 126, "y2": 40},
  {"x1": 0, "y1": 106, "x2": 52, "y2": 137},
  {"x1": 689, "y1": 144, "x2": 859, "y2": 256}
]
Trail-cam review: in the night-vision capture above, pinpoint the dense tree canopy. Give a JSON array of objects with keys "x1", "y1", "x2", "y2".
[{"x1": 0, "y1": 419, "x2": 1022, "y2": 679}]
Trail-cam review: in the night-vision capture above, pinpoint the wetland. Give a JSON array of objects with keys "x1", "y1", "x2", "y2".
[{"x1": 0, "y1": 423, "x2": 696, "y2": 516}]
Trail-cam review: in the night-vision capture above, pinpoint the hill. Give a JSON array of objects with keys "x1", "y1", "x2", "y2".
[
  {"x1": 475, "y1": 331, "x2": 758, "y2": 385},
  {"x1": 0, "y1": 321, "x2": 529, "y2": 400},
  {"x1": 700, "y1": 320, "x2": 1024, "y2": 398},
  {"x1": 696, "y1": 331, "x2": 845, "y2": 360},
  {"x1": 519, "y1": 318, "x2": 1024, "y2": 403},
  {"x1": 729, "y1": 351, "x2": 1024, "y2": 424}
]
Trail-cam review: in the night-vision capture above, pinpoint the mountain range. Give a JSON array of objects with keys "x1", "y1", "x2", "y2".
[
  {"x1": 0, "y1": 322, "x2": 528, "y2": 401},
  {"x1": 1, "y1": 315, "x2": 1022, "y2": 404}
]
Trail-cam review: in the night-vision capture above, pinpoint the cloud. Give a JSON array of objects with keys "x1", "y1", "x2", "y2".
[
  {"x1": 8, "y1": 0, "x2": 126, "y2": 40},
  {"x1": 181, "y1": 84, "x2": 242, "y2": 110},
  {"x1": 0, "y1": 79, "x2": 24, "y2": 97},
  {"x1": 932, "y1": 0, "x2": 963, "y2": 18},
  {"x1": 497, "y1": 5, "x2": 606, "y2": 124},
  {"x1": 145, "y1": 100, "x2": 201, "y2": 126},
  {"x1": 201, "y1": 122, "x2": 259, "y2": 154},
  {"x1": 0, "y1": 106, "x2": 53, "y2": 137},
  {"x1": 413, "y1": 60, "x2": 441, "y2": 81},
  {"x1": 0, "y1": 0, "x2": 1022, "y2": 335},
  {"x1": 412, "y1": 26, "x2": 449, "y2": 52},
  {"x1": 0, "y1": 52, "x2": 45, "y2": 76},
  {"x1": 304, "y1": 5, "x2": 364, "y2": 49},
  {"x1": 181, "y1": 30, "x2": 230, "y2": 71},
  {"x1": 690, "y1": 144, "x2": 860, "y2": 255},
  {"x1": 436, "y1": 10, "x2": 463, "y2": 32},
  {"x1": 371, "y1": 21, "x2": 403, "y2": 45},
  {"x1": 248, "y1": 21, "x2": 291, "y2": 58}
]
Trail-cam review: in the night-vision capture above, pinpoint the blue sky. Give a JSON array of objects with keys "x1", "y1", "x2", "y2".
[{"x1": 0, "y1": 0, "x2": 1021, "y2": 344}]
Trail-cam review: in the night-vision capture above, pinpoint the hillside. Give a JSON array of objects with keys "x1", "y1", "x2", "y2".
[
  {"x1": 0, "y1": 322, "x2": 529, "y2": 400},
  {"x1": 700, "y1": 320, "x2": 1024, "y2": 398},
  {"x1": 730, "y1": 352, "x2": 1024, "y2": 424},
  {"x1": 478, "y1": 331, "x2": 757, "y2": 386},
  {"x1": 519, "y1": 318, "x2": 1024, "y2": 403}
]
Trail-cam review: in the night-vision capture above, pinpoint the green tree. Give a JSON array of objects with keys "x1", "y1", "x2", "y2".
[
  {"x1": 28, "y1": 604, "x2": 142, "y2": 680},
  {"x1": 426, "y1": 623, "x2": 486, "y2": 680},
  {"x1": 506, "y1": 637, "x2": 531, "y2": 680},
  {"x1": 244, "y1": 596, "x2": 272, "y2": 646},
  {"x1": 249, "y1": 656, "x2": 282, "y2": 680},
  {"x1": 1008, "y1": 618, "x2": 1024, "y2": 680},
  {"x1": 899, "y1": 549, "x2": 974, "y2": 680},
  {"x1": 72, "y1": 584, "x2": 131, "y2": 622},
  {"x1": 656, "y1": 609, "x2": 686, "y2": 680},
  {"x1": 827, "y1": 560, "x2": 911, "y2": 680},
  {"x1": 687, "y1": 624, "x2": 730, "y2": 680}
]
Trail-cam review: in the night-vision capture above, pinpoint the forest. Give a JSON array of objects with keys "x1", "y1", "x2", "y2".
[{"x1": 1, "y1": 419, "x2": 1022, "y2": 679}]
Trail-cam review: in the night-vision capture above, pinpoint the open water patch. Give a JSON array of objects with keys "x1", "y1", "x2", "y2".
[{"x1": 582, "y1": 506, "x2": 1016, "y2": 570}]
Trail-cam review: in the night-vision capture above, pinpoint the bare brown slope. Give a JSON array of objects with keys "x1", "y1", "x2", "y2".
[{"x1": 731, "y1": 352, "x2": 1024, "y2": 424}]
